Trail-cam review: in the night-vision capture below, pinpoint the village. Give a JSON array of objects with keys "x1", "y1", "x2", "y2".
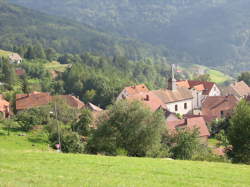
[{"x1": 1, "y1": 58, "x2": 249, "y2": 156}]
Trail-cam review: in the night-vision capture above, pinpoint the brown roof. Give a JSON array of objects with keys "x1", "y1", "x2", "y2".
[
  {"x1": 152, "y1": 87, "x2": 193, "y2": 104},
  {"x1": 167, "y1": 116, "x2": 210, "y2": 137},
  {"x1": 16, "y1": 93, "x2": 85, "y2": 110},
  {"x1": 16, "y1": 92, "x2": 52, "y2": 110},
  {"x1": 228, "y1": 81, "x2": 250, "y2": 98},
  {"x1": 202, "y1": 96, "x2": 239, "y2": 120},
  {"x1": 127, "y1": 91, "x2": 165, "y2": 112},
  {"x1": 177, "y1": 80, "x2": 216, "y2": 95},
  {"x1": 123, "y1": 84, "x2": 149, "y2": 96},
  {"x1": 54, "y1": 95, "x2": 85, "y2": 109}
]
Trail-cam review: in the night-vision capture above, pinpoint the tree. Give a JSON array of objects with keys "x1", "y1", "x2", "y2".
[
  {"x1": 227, "y1": 100, "x2": 250, "y2": 164},
  {"x1": 86, "y1": 100, "x2": 166, "y2": 157},
  {"x1": 1, "y1": 61, "x2": 16, "y2": 89},
  {"x1": 72, "y1": 108, "x2": 93, "y2": 136},
  {"x1": 169, "y1": 128, "x2": 200, "y2": 160},
  {"x1": 238, "y1": 72, "x2": 250, "y2": 86}
]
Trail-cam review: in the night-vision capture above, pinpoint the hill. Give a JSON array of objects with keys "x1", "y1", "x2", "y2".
[
  {"x1": 8, "y1": 0, "x2": 250, "y2": 74},
  {"x1": 0, "y1": 128, "x2": 250, "y2": 187},
  {"x1": 0, "y1": 0, "x2": 164, "y2": 60}
]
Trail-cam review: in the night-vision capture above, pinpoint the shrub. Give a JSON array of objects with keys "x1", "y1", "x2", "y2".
[
  {"x1": 86, "y1": 100, "x2": 166, "y2": 157},
  {"x1": 227, "y1": 100, "x2": 250, "y2": 164},
  {"x1": 170, "y1": 128, "x2": 200, "y2": 160},
  {"x1": 47, "y1": 120, "x2": 85, "y2": 153},
  {"x1": 72, "y1": 108, "x2": 93, "y2": 136}
]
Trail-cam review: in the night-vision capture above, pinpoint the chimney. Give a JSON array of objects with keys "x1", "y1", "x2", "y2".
[
  {"x1": 145, "y1": 94, "x2": 150, "y2": 101},
  {"x1": 168, "y1": 64, "x2": 177, "y2": 90}
]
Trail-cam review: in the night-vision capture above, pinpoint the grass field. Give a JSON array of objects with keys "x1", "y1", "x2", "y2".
[
  {"x1": 45, "y1": 61, "x2": 71, "y2": 72},
  {"x1": 207, "y1": 69, "x2": 232, "y2": 84},
  {"x1": 0, "y1": 128, "x2": 250, "y2": 187}
]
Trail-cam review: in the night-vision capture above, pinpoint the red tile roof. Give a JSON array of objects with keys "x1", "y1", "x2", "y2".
[
  {"x1": 202, "y1": 96, "x2": 239, "y2": 120},
  {"x1": 16, "y1": 92, "x2": 52, "y2": 110},
  {"x1": 167, "y1": 116, "x2": 210, "y2": 137},
  {"x1": 177, "y1": 80, "x2": 216, "y2": 95},
  {"x1": 16, "y1": 92, "x2": 85, "y2": 110},
  {"x1": 127, "y1": 91, "x2": 165, "y2": 112},
  {"x1": 15, "y1": 68, "x2": 26, "y2": 76},
  {"x1": 123, "y1": 84, "x2": 149, "y2": 96}
]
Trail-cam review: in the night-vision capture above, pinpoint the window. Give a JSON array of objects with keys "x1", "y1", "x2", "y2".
[
  {"x1": 175, "y1": 105, "x2": 178, "y2": 111},
  {"x1": 220, "y1": 111, "x2": 224, "y2": 117},
  {"x1": 184, "y1": 103, "x2": 187, "y2": 109}
]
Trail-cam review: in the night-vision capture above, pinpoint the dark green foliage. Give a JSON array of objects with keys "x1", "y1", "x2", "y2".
[
  {"x1": 86, "y1": 100, "x2": 166, "y2": 157},
  {"x1": 227, "y1": 100, "x2": 250, "y2": 164},
  {"x1": 15, "y1": 106, "x2": 50, "y2": 131},
  {"x1": 0, "y1": 61, "x2": 17, "y2": 89},
  {"x1": 50, "y1": 98, "x2": 79, "y2": 124},
  {"x1": 238, "y1": 72, "x2": 250, "y2": 86},
  {"x1": 169, "y1": 129, "x2": 200, "y2": 160},
  {"x1": 48, "y1": 120, "x2": 85, "y2": 153},
  {"x1": 0, "y1": 1, "x2": 163, "y2": 61},
  {"x1": 72, "y1": 108, "x2": 93, "y2": 136},
  {"x1": 9, "y1": 0, "x2": 250, "y2": 74}
]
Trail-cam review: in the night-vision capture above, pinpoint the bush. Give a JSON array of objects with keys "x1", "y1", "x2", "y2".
[
  {"x1": 227, "y1": 100, "x2": 250, "y2": 164},
  {"x1": 169, "y1": 129, "x2": 200, "y2": 160},
  {"x1": 72, "y1": 108, "x2": 93, "y2": 136},
  {"x1": 47, "y1": 120, "x2": 85, "y2": 153},
  {"x1": 86, "y1": 100, "x2": 166, "y2": 157}
]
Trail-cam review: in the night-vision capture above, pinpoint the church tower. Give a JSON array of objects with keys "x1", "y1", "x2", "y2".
[{"x1": 168, "y1": 64, "x2": 176, "y2": 90}]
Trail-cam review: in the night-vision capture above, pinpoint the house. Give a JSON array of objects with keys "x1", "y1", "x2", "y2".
[
  {"x1": 16, "y1": 92, "x2": 52, "y2": 111},
  {"x1": 15, "y1": 68, "x2": 26, "y2": 77},
  {"x1": 202, "y1": 96, "x2": 239, "y2": 121},
  {"x1": 86, "y1": 102, "x2": 103, "y2": 112},
  {"x1": 176, "y1": 80, "x2": 221, "y2": 109},
  {"x1": 16, "y1": 92, "x2": 85, "y2": 111},
  {"x1": 151, "y1": 65, "x2": 193, "y2": 115},
  {"x1": 117, "y1": 84, "x2": 149, "y2": 100},
  {"x1": 8, "y1": 53, "x2": 22, "y2": 64},
  {"x1": 126, "y1": 91, "x2": 165, "y2": 112},
  {"x1": 223, "y1": 81, "x2": 250, "y2": 99},
  {"x1": 167, "y1": 116, "x2": 210, "y2": 144},
  {"x1": 0, "y1": 95, "x2": 10, "y2": 118}
]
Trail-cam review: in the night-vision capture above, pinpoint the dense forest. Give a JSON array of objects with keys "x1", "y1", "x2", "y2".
[
  {"x1": 8, "y1": 0, "x2": 250, "y2": 74},
  {"x1": 0, "y1": 0, "x2": 166, "y2": 60}
]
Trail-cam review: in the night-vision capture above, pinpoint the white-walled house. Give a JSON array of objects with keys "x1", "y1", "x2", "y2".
[
  {"x1": 176, "y1": 80, "x2": 221, "y2": 109},
  {"x1": 151, "y1": 67, "x2": 194, "y2": 115},
  {"x1": 8, "y1": 53, "x2": 22, "y2": 64}
]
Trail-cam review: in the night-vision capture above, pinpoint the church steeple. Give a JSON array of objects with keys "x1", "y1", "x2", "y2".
[{"x1": 168, "y1": 64, "x2": 176, "y2": 90}]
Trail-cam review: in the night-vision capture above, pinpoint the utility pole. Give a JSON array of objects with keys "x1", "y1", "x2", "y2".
[{"x1": 54, "y1": 100, "x2": 61, "y2": 152}]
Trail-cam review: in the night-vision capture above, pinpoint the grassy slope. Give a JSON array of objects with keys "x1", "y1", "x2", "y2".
[
  {"x1": 0, "y1": 128, "x2": 250, "y2": 187},
  {"x1": 0, "y1": 49, "x2": 12, "y2": 57}
]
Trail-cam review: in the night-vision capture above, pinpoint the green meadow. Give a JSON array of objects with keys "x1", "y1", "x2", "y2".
[{"x1": 0, "y1": 128, "x2": 250, "y2": 187}]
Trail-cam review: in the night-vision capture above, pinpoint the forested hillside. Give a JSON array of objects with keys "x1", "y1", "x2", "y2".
[
  {"x1": 0, "y1": 0, "x2": 165, "y2": 60},
  {"x1": 8, "y1": 0, "x2": 250, "y2": 74}
]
